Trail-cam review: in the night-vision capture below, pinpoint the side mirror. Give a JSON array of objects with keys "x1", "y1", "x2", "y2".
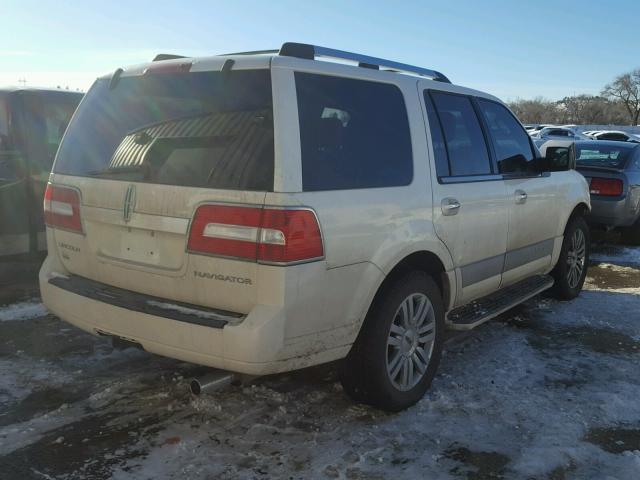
[{"x1": 543, "y1": 146, "x2": 576, "y2": 171}]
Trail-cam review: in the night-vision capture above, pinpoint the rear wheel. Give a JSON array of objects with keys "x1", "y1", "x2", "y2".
[
  {"x1": 550, "y1": 215, "x2": 590, "y2": 300},
  {"x1": 340, "y1": 271, "x2": 445, "y2": 412}
]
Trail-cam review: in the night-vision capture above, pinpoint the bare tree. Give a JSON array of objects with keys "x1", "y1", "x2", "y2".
[
  {"x1": 602, "y1": 69, "x2": 640, "y2": 125},
  {"x1": 556, "y1": 95, "x2": 624, "y2": 125},
  {"x1": 508, "y1": 97, "x2": 559, "y2": 124}
]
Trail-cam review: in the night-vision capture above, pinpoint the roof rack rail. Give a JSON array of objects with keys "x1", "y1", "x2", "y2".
[
  {"x1": 153, "y1": 54, "x2": 187, "y2": 62},
  {"x1": 221, "y1": 49, "x2": 280, "y2": 56},
  {"x1": 278, "y1": 42, "x2": 451, "y2": 83}
]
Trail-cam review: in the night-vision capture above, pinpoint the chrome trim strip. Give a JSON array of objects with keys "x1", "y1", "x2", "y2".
[{"x1": 439, "y1": 174, "x2": 503, "y2": 184}]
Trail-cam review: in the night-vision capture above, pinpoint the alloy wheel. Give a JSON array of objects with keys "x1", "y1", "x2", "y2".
[
  {"x1": 386, "y1": 293, "x2": 436, "y2": 391},
  {"x1": 566, "y1": 228, "x2": 586, "y2": 289}
]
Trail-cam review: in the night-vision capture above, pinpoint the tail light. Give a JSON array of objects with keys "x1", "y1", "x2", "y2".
[
  {"x1": 44, "y1": 184, "x2": 83, "y2": 233},
  {"x1": 589, "y1": 178, "x2": 623, "y2": 196},
  {"x1": 187, "y1": 205, "x2": 324, "y2": 265}
]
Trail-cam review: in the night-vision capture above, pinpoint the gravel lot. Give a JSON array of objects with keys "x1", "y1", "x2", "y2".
[{"x1": 0, "y1": 243, "x2": 639, "y2": 479}]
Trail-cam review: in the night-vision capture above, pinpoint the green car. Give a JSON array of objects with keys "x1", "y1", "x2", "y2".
[{"x1": 0, "y1": 88, "x2": 82, "y2": 265}]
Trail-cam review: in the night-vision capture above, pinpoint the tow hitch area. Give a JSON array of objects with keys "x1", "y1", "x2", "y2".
[
  {"x1": 96, "y1": 330, "x2": 144, "y2": 351},
  {"x1": 189, "y1": 371, "x2": 236, "y2": 395}
]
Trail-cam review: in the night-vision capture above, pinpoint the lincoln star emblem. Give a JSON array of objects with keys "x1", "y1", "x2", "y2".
[{"x1": 123, "y1": 184, "x2": 136, "y2": 222}]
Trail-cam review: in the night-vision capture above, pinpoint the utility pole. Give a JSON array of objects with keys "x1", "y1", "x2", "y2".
[{"x1": 18, "y1": 77, "x2": 27, "y2": 87}]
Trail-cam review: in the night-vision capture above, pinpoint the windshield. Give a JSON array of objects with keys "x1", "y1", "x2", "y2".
[
  {"x1": 576, "y1": 144, "x2": 635, "y2": 169},
  {"x1": 53, "y1": 69, "x2": 274, "y2": 191}
]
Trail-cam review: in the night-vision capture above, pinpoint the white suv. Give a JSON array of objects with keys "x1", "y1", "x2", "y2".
[{"x1": 40, "y1": 43, "x2": 591, "y2": 411}]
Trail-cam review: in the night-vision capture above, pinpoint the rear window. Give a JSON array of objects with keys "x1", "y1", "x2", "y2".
[
  {"x1": 295, "y1": 73, "x2": 412, "y2": 191},
  {"x1": 54, "y1": 70, "x2": 274, "y2": 191},
  {"x1": 597, "y1": 133, "x2": 627, "y2": 141},
  {"x1": 576, "y1": 144, "x2": 635, "y2": 169},
  {"x1": 17, "y1": 92, "x2": 80, "y2": 173}
]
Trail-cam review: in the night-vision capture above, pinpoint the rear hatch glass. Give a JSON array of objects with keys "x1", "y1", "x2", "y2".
[
  {"x1": 54, "y1": 69, "x2": 274, "y2": 190},
  {"x1": 576, "y1": 144, "x2": 635, "y2": 170}
]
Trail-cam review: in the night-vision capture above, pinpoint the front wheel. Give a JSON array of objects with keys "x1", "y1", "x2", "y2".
[
  {"x1": 340, "y1": 271, "x2": 445, "y2": 412},
  {"x1": 550, "y1": 215, "x2": 590, "y2": 300}
]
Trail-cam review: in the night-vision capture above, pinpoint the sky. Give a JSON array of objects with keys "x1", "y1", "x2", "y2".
[{"x1": 1, "y1": 0, "x2": 638, "y2": 101}]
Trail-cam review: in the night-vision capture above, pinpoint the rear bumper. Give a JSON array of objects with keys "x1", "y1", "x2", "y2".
[
  {"x1": 39, "y1": 255, "x2": 368, "y2": 375},
  {"x1": 587, "y1": 196, "x2": 638, "y2": 228}
]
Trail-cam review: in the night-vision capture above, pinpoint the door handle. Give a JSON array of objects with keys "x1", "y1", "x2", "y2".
[
  {"x1": 515, "y1": 190, "x2": 528, "y2": 204},
  {"x1": 441, "y1": 198, "x2": 461, "y2": 216}
]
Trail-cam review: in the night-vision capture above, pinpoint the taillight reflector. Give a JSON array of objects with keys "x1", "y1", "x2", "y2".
[
  {"x1": 187, "y1": 205, "x2": 324, "y2": 264},
  {"x1": 44, "y1": 184, "x2": 83, "y2": 233},
  {"x1": 590, "y1": 177, "x2": 623, "y2": 196}
]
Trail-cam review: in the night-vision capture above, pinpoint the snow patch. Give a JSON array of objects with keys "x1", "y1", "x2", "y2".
[
  {"x1": 592, "y1": 247, "x2": 640, "y2": 266},
  {"x1": 0, "y1": 301, "x2": 47, "y2": 321}
]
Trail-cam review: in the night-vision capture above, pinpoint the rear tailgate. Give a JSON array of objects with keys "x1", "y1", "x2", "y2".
[{"x1": 46, "y1": 65, "x2": 275, "y2": 315}]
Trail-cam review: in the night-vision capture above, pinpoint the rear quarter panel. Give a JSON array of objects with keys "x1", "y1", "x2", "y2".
[{"x1": 553, "y1": 170, "x2": 591, "y2": 237}]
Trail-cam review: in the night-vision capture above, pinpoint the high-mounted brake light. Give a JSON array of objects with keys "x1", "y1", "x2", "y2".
[
  {"x1": 44, "y1": 184, "x2": 83, "y2": 233},
  {"x1": 589, "y1": 178, "x2": 623, "y2": 197},
  {"x1": 187, "y1": 205, "x2": 324, "y2": 264},
  {"x1": 143, "y1": 61, "x2": 192, "y2": 75}
]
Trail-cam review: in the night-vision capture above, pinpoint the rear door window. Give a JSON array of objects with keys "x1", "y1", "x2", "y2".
[
  {"x1": 430, "y1": 91, "x2": 492, "y2": 176},
  {"x1": 295, "y1": 73, "x2": 412, "y2": 191},
  {"x1": 54, "y1": 70, "x2": 274, "y2": 191}
]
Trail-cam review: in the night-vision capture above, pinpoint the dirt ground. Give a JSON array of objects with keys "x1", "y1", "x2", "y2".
[{"x1": 0, "y1": 243, "x2": 639, "y2": 479}]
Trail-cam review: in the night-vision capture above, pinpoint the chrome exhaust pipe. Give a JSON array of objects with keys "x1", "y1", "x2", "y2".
[{"x1": 189, "y1": 371, "x2": 235, "y2": 395}]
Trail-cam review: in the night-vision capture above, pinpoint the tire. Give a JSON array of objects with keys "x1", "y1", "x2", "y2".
[
  {"x1": 340, "y1": 271, "x2": 445, "y2": 412},
  {"x1": 550, "y1": 215, "x2": 590, "y2": 300}
]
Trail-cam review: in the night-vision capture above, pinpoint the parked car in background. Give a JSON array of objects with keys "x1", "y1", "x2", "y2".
[
  {"x1": 527, "y1": 124, "x2": 556, "y2": 136},
  {"x1": 541, "y1": 140, "x2": 640, "y2": 243},
  {"x1": 531, "y1": 126, "x2": 591, "y2": 147},
  {"x1": 590, "y1": 130, "x2": 640, "y2": 143},
  {"x1": 39, "y1": 43, "x2": 590, "y2": 411},
  {"x1": 0, "y1": 87, "x2": 82, "y2": 262}
]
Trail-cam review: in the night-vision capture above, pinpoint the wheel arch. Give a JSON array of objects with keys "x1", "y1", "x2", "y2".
[
  {"x1": 559, "y1": 201, "x2": 590, "y2": 238},
  {"x1": 363, "y1": 250, "x2": 453, "y2": 326},
  {"x1": 550, "y1": 201, "x2": 590, "y2": 272},
  {"x1": 567, "y1": 202, "x2": 590, "y2": 226}
]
